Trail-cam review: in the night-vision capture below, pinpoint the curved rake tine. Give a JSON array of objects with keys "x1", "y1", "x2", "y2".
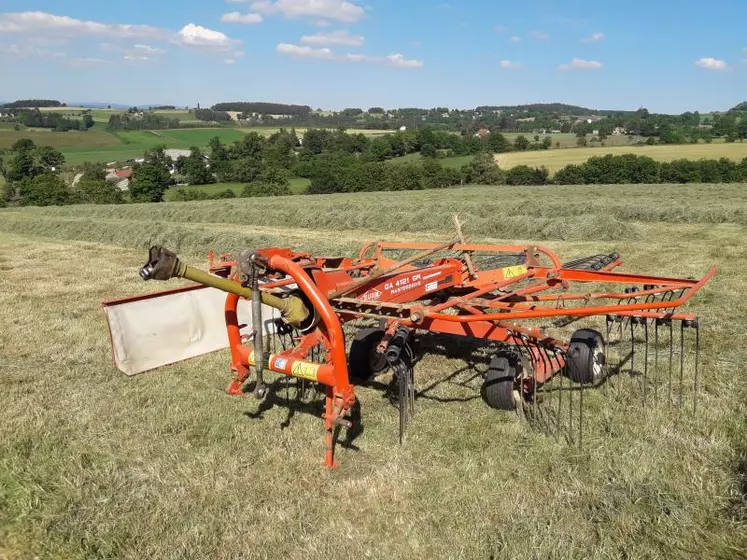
[
  {"x1": 679, "y1": 321, "x2": 685, "y2": 408},
  {"x1": 693, "y1": 320, "x2": 700, "y2": 414},
  {"x1": 654, "y1": 318, "x2": 661, "y2": 404},
  {"x1": 668, "y1": 320, "x2": 674, "y2": 407},
  {"x1": 577, "y1": 346, "x2": 584, "y2": 449},
  {"x1": 643, "y1": 318, "x2": 649, "y2": 408}
]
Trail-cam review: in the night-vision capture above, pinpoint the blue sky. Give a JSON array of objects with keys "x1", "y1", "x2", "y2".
[{"x1": 1, "y1": 0, "x2": 745, "y2": 113}]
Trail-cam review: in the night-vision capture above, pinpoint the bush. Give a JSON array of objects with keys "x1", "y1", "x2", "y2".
[
  {"x1": 75, "y1": 179, "x2": 124, "y2": 204},
  {"x1": 581, "y1": 154, "x2": 659, "y2": 184},
  {"x1": 505, "y1": 165, "x2": 549, "y2": 185},
  {"x1": 19, "y1": 174, "x2": 70, "y2": 206},
  {"x1": 553, "y1": 164, "x2": 585, "y2": 185},
  {"x1": 660, "y1": 159, "x2": 701, "y2": 183},
  {"x1": 462, "y1": 153, "x2": 505, "y2": 185}
]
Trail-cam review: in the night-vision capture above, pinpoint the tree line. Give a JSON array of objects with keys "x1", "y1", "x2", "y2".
[
  {"x1": 17, "y1": 109, "x2": 93, "y2": 131},
  {"x1": 211, "y1": 102, "x2": 312, "y2": 116},
  {"x1": 106, "y1": 113, "x2": 181, "y2": 131},
  {"x1": 2, "y1": 99, "x2": 64, "y2": 109},
  {"x1": 4, "y1": 129, "x2": 747, "y2": 208},
  {"x1": 1, "y1": 139, "x2": 123, "y2": 207}
]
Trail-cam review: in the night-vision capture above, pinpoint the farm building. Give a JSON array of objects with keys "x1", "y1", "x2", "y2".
[
  {"x1": 475, "y1": 128, "x2": 491, "y2": 138},
  {"x1": 105, "y1": 168, "x2": 132, "y2": 191}
]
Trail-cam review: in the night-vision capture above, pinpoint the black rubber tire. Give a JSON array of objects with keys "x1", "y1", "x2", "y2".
[
  {"x1": 348, "y1": 328, "x2": 389, "y2": 384},
  {"x1": 566, "y1": 328, "x2": 605, "y2": 384},
  {"x1": 481, "y1": 353, "x2": 520, "y2": 411}
]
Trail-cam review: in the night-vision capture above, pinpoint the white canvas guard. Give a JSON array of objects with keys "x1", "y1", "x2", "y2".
[{"x1": 103, "y1": 286, "x2": 278, "y2": 376}]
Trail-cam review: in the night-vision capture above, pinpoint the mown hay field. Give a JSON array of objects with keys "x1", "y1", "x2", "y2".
[
  {"x1": 1, "y1": 183, "x2": 746, "y2": 559},
  {"x1": 496, "y1": 142, "x2": 747, "y2": 173},
  {"x1": 164, "y1": 178, "x2": 312, "y2": 200}
]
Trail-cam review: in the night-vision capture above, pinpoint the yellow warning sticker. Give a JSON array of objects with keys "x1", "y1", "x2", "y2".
[
  {"x1": 503, "y1": 265, "x2": 528, "y2": 279},
  {"x1": 291, "y1": 361, "x2": 320, "y2": 382}
]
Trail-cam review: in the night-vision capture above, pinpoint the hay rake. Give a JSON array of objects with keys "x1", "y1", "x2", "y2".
[{"x1": 104, "y1": 228, "x2": 715, "y2": 468}]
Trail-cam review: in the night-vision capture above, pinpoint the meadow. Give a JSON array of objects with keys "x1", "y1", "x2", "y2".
[
  {"x1": 0, "y1": 183, "x2": 746, "y2": 558},
  {"x1": 0, "y1": 124, "x2": 393, "y2": 165},
  {"x1": 496, "y1": 142, "x2": 747, "y2": 173}
]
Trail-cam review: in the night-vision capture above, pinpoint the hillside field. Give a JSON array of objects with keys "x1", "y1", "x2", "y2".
[
  {"x1": 496, "y1": 142, "x2": 747, "y2": 173},
  {"x1": 0, "y1": 183, "x2": 746, "y2": 558},
  {"x1": 0, "y1": 126, "x2": 394, "y2": 165}
]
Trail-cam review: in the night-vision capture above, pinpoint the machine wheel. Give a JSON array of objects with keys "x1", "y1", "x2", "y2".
[
  {"x1": 348, "y1": 328, "x2": 389, "y2": 384},
  {"x1": 481, "y1": 352, "x2": 521, "y2": 411},
  {"x1": 566, "y1": 329, "x2": 606, "y2": 384}
]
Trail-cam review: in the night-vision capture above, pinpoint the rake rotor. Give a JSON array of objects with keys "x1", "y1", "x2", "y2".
[{"x1": 104, "y1": 226, "x2": 715, "y2": 468}]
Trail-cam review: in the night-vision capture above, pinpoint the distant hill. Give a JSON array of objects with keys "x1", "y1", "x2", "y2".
[
  {"x1": 211, "y1": 102, "x2": 312, "y2": 116},
  {"x1": 476, "y1": 103, "x2": 600, "y2": 115},
  {"x1": 2, "y1": 99, "x2": 63, "y2": 109},
  {"x1": 728, "y1": 101, "x2": 747, "y2": 112},
  {"x1": 67, "y1": 101, "x2": 130, "y2": 109}
]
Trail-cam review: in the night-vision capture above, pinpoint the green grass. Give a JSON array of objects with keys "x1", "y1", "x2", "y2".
[
  {"x1": 163, "y1": 178, "x2": 311, "y2": 201},
  {"x1": 0, "y1": 182, "x2": 746, "y2": 558},
  {"x1": 497, "y1": 142, "x2": 747, "y2": 173}
]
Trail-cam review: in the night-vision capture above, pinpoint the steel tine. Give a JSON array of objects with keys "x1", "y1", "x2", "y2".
[
  {"x1": 531, "y1": 341, "x2": 538, "y2": 426},
  {"x1": 679, "y1": 321, "x2": 685, "y2": 408},
  {"x1": 643, "y1": 319, "x2": 649, "y2": 408},
  {"x1": 654, "y1": 319, "x2": 660, "y2": 404},
  {"x1": 693, "y1": 320, "x2": 700, "y2": 414},
  {"x1": 543, "y1": 345, "x2": 559, "y2": 436},
  {"x1": 398, "y1": 362, "x2": 406, "y2": 444},
  {"x1": 567, "y1": 346, "x2": 574, "y2": 446},
  {"x1": 408, "y1": 346, "x2": 415, "y2": 417},
  {"x1": 578, "y1": 347, "x2": 584, "y2": 449},
  {"x1": 629, "y1": 319, "x2": 636, "y2": 380},
  {"x1": 613, "y1": 316, "x2": 623, "y2": 398},
  {"x1": 605, "y1": 315, "x2": 613, "y2": 397},
  {"x1": 668, "y1": 320, "x2": 673, "y2": 407}
]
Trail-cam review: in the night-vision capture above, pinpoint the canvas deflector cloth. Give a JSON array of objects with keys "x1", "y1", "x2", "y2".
[{"x1": 103, "y1": 285, "x2": 276, "y2": 376}]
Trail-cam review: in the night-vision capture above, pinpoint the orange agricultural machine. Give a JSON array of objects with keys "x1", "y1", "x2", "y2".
[{"x1": 104, "y1": 232, "x2": 715, "y2": 468}]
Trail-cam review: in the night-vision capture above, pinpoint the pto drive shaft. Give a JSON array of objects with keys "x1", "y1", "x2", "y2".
[{"x1": 139, "y1": 246, "x2": 311, "y2": 328}]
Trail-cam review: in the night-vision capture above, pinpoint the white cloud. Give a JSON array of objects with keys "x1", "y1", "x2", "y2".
[
  {"x1": 694, "y1": 57, "x2": 729, "y2": 71},
  {"x1": 224, "y1": 58, "x2": 237, "y2": 65},
  {"x1": 500, "y1": 59, "x2": 523, "y2": 69},
  {"x1": 277, "y1": 43, "x2": 334, "y2": 59},
  {"x1": 69, "y1": 57, "x2": 108, "y2": 66},
  {"x1": 234, "y1": 50, "x2": 247, "y2": 57},
  {"x1": 177, "y1": 24, "x2": 241, "y2": 51},
  {"x1": 559, "y1": 58, "x2": 602, "y2": 70},
  {"x1": 0, "y1": 12, "x2": 242, "y2": 56},
  {"x1": 276, "y1": 43, "x2": 421, "y2": 67},
  {"x1": 582, "y1": 32, "x2": 604, "y2": 43},
  {"x1": 221, "y1": 12, "x2": 263, "y2": 24},
  {"x1": 509, "y1": 35, "x2": 521, "y2": 43},
  {"x1": 0, "y1": 43, "x2": 66, "y2": 59},
  {"x1": 495, "y1": 25, "x2": 509, "y2": 34},
  {"x1": 132, "y1": 44, "x2": 165, "y2": 55},
  {"x1": 301, "y1": 29, "x2": 363, "y2": 46},
  {"x1": 527, "y1": 30, "x2": 549, "y2": 41},
  {"x1": 251, "y1": 0, "x2": 365, "y2": 23},
  {"x1": 384, "y1": 53, "x2": 422, "y2": 68},
  {"x1": 0, "y1": 11, "x2": 168, "y2": 40},
  {"x1": 124, "y1": 54, "x2": 149, "y2": 61}
]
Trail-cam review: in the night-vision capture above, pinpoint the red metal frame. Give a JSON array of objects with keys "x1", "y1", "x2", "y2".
[{"x1": 127, "y1": 241, "x2": 716, "y2": 468}]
